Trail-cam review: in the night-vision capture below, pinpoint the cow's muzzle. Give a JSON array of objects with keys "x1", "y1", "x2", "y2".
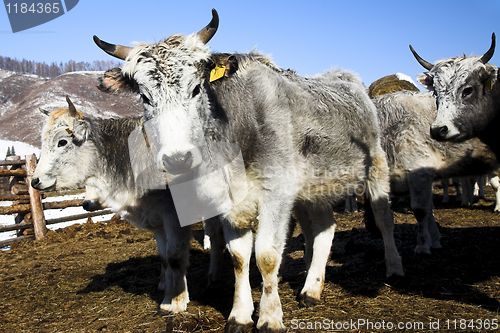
[
  {"x1": 430, "y1": 125, "x2": 449, "y2": 141},
  {"x1": 161, "y1": 151, "x2": 194, "y2": 175},
  {"x1": 82, "y1": 200, "x2": 104, "y2": 212},
  {"x1": 430, "y1": 124, "x2": 461, "y2": 142},
  {"x1": 31, "y1": 177, "x2": 42, "y2": 190}
]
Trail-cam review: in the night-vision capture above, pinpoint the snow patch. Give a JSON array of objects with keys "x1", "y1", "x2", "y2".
[
  {"x1": 395, "y1": 72, "x2": 418, "y2": 87},
  {"x1": 0, "y1": 139, "x2": 40, "y2": 158}
]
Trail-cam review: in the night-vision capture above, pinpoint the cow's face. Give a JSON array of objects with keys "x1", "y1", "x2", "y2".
[
  {"x1": 410, "y1": 34, "x2": 498, "y2": 142},
  {"x1": 32, "y1": 97, "x2": 96, "y2": 191},
  {"x1": 418, "y1": 59, "x2": 498, "y2": 142},
  {"x1": 94, "y1": 9, "x2": 220, "y2": 176}
]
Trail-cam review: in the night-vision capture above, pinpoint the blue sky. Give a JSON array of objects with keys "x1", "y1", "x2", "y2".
[{"x1": 0, "y1": 0, "x2": 499, "y2": 87}]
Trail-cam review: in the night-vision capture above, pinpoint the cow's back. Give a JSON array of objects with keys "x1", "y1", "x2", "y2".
[{"x1": 212, "y1": 63, "x2": 383, "y2": 204}]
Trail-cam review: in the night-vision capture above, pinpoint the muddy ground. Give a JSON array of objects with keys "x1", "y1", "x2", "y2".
[{"x1": 1, "y1": 185, "x2": 500, "y2": 333}]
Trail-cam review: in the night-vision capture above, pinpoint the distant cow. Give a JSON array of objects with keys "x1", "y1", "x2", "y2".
[
  {"x1": 373, "y1": 90, "x2": 498, "y2": 253},
  {"x1": 94, "y1": 9, "x2": 403, "y2": 332},
  {"x1": 32, "y1": 97, "x2": 224, "y2": 314},
  {"x1": 410, "y1": 34, "x2": 500, "y2": 158}
]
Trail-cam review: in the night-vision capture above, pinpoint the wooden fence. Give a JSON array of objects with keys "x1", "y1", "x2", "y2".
[{"x1": 0, "y1": 154, "x2": 112, "y2": 248}]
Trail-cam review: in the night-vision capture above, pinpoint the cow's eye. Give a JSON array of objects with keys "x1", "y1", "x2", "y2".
[
  {"x1": 192, "y1": 84, "x2": 201, "y2": 98},
  {"x1": 141, "y1": 94, "x2": 152, "y2": 106},
  {"x1": 462, "y1": 87, "x2": 473, "y2": 98},
  {"x1": 57, "y1": 139, "x2": 68, "y2": 147}
]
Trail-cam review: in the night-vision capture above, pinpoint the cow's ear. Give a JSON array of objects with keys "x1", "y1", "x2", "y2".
[
  {"x1": 208, "y1": 54, "x2": 239, "y2": 82},
  {"x1": 476, "y1": 64, "x2": 498, "y2": 92},
  {"x1": 98, "y1": 67, "x2": 138, "y2": 95},
  {"x1": 71, "y1": 119, "x2": 90, "y2": 145},
  {"x1": 224, "y1": 55, "x2": 239, "y2": 78},
  {"x1": 485, "y1": 64, "x2": 498, "y2": 89},
  {"x1": 416, "y1": 72, "x2": 434, "y2": 91}
]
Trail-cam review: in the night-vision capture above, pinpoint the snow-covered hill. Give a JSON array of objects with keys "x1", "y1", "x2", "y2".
[{"x1": 0, "y1": 69, "x2": 142, "y2": 147}]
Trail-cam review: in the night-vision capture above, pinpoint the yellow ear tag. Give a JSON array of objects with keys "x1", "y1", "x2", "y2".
[
  {"x1": 485, "y1": 77, "x2": 493, "y2": 91},
  {"x1": 66, "y1": 128, "x2": 73, "y2": 135},
  {"x1": 210, "y1": 65, "x2": 226, "y2": 82}
]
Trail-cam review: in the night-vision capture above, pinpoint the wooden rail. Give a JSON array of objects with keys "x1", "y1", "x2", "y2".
[{"x1": 0, "y1": 169, "x2": 27, "y2": 177}]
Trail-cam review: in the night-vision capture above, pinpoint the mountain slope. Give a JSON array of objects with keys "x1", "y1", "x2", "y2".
[{"x1": 0, "y1": 70, "x2": 142, "y2": 147}]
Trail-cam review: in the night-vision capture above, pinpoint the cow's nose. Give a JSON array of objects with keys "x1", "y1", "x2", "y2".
[
  {"x1": 162, "y1": 151, "x2": 193, "y2": 174},
  {"x1": 31, "y1": 177, "x2": 41, "y2": 189},
  {"x1": 430, "y1": 125, "x2": 448, "y2": 141},
  {"x1": 82, "y1": 200, "x2": 92, "y2": 211}
]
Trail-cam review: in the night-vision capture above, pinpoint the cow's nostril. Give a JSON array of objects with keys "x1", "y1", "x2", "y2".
[
  {"x1": 162, "y1": 152, "x2": 194, "y2": 174},
  {"x1": 430, "y1": 126, "x2": 449, "y2": 141},
  {"x1": 439, "y1": 125, "x2": 448, "y2": 136},
  {"x1": 31, "y1": 178, "x2": 41, "y2": 189}
]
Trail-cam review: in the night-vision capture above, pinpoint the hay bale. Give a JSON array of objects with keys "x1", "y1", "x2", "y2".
[{"x1": 368, "y1": 74, "x2": 419, "y2": 98}]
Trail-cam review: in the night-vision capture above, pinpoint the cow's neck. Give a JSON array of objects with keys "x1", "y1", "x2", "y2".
[
  {"x1": 479, "y1": 108, "x2": 500, "y2": 159},
  {"x1": 91, "y1": 117, "x2": 143, "y2": 197}
]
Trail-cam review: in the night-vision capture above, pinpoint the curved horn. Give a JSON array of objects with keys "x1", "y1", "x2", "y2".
[
  {"x1": 39, "y1": 108, "x2": 50, "y2": 116},
  {"x1": 409, "y1": 45, "x2": 434, "y2": 71},
  {"x1": 480, "y1": 33, "x2": 496, "y2": 64},
  {"x1": 196, "y1": 9, "x2": 219, "y2": 44},
  {"x1": 66, "y1": 96, "x2": 78, "y2": 118},
  {"x1": 93, "y1": 35, "x2": 133, "y2": 60}
]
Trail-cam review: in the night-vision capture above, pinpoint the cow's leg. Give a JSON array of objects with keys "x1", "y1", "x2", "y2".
[
  {"x1": 294, "y1": 207, "x2": 313, "y2": 269},
  {"x1": 254, "y1": 194, "x2": 295, "y2": 332},
  {"x1": 153, "y1": 229, "x2": 167, "y2": 291},
  {"x1": 488, "y1": 175, "x2": 500, "y2": 212},
  {"x1": 204, "y1": 216, "x2": 225, "y2": 286},
  {"x1": 460, "y1": 176, "x2": 475, "y2": 207},
  {"x1": 295, "y1": 205, "x2": 336, "y2": 305},
  {"x1": 474, "y1": 175, "x2": 485, "y2": 199},
  {"x1": 441, "y1": 179, "x2": 450, "y2": 203},
  {"x1": 203, "y1": 221, "x2": 210, "y2": 250},
  {"x1": 160, "y1": 222, "x2": 191, "y2": 313},
  {"x1": 409, "y1": 172, "x2": 441, "y2": 254},
  {"x1": 365, "y1": 149, "x2": 404, "y2": 277},
  {"x1": 344, "y1": 194, "x2": 358, "y2": 213},
  {"x1": 452, "y1": 177, "x2": 462, "y2": 202},
  {"x1": 224, "y1": 225, "x2": 254, "y2": 332}
]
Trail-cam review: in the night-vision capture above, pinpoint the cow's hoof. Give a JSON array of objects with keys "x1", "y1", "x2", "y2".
[
  {"x1": 225, "y1": 319, "x2": 254, "y2": 333},
  {"x1": 385, "y1": 274, "x2": 408, "y2": 289},
  {"x1": 154, "y1": 309, "x2": 173, "y2": 317},
  {"x1": 257, "y1": 322, "x2": 287, "y2": 333},
  {"x1": 414, "y1": 244, "x2": 432, "y2": 255},
  {"x1": 298, "y1": 293, "x2": 321, "y2": 307}
]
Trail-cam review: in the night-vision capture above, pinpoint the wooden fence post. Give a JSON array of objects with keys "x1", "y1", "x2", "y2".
[{"x1": 25, "y1": 154, "x2": 47, "y2": 240}]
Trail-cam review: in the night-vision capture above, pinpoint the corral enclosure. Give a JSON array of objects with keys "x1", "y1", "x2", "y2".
[
  {"x1": 0, "y1": 153, "x2": 113, "y2": 249},
  {"x1": 1, "y1": 185, "x2": 500, "y2": 332}
]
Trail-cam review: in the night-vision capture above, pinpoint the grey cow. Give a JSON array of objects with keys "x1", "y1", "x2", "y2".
[
  {"x1": 93, "y1": 9, "x2": 403, "y2": 332},
  {"x1": 372, "y1": 90, "x2": 498, "y2": 254},
  {"x1": 410, "y1": 34, "x2": 500, "y2": 158}
]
